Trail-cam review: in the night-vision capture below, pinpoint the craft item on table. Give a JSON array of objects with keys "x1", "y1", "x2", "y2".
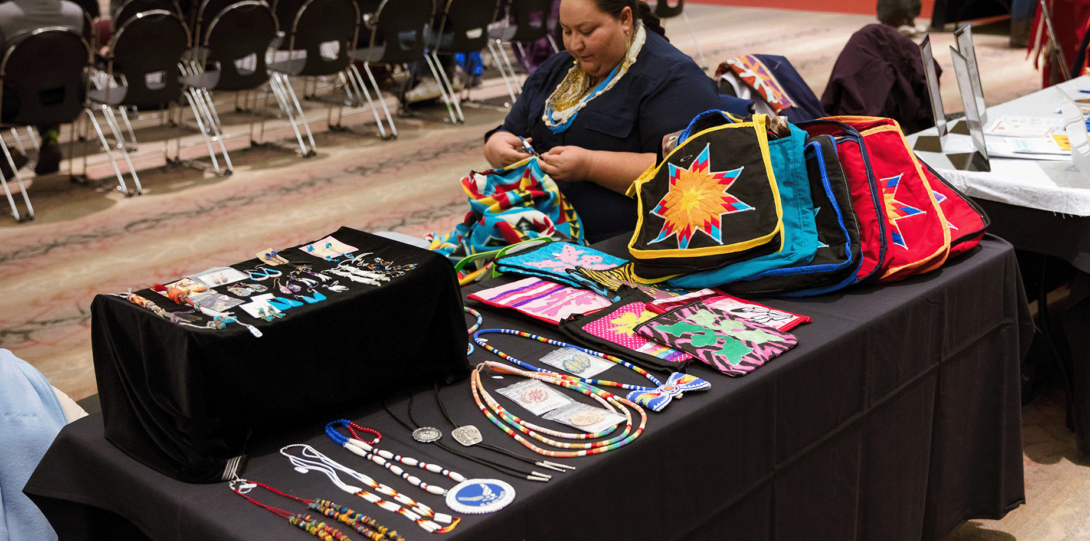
[
  {"x1": 326, "y1": 281, "x2": 349, "y2": 293},
  {"x1": 567, "y1": 264, "x2": 690, "y2": 300},
  {"x1": 444, "y1": 479, "x2": 516, "y2": 515},
  {"x1": 635, "y1": 305, "x2": 798, "y2": 377},
  {"x1": 426, "y1": 157, "x2": 584, "y2": 286},
  {"x1": 492, "y1": 242, "x2": 626, "y2": 289},
  {"x1": 464, "y1": 307, "x2": 482, "y2": 355},
  {"x1": 244, "y1": 266, "x2": 283, "y2": 282},
  {"x1": 297, "y1": 277, "x2": 319, "y2": 288},
  {"x1": 538, "y1": 348, "x2": 613, "y2": 378},
  {"x1": 188, "y1": 267, "x2": 249, "y2": 288},
  {"x1": 543, "y1": 403, "x2": 626, "y2": 434},
  {"x1": 430, "y1": 383, "x2": 572, "y2": 473},
  {"x1": 296, "y1": 289, "x2": 327, "y2": 304},
  {"x1": 114, "y1": 291, "x2": 228, "y2": 330},
  {"x1": 467, "y1": 277, "x2": 612, "y2": 326},
  {"x1": 351, "y1": 256, "x2": 418, "y2": 280},
  {"x1": 330, "y1": 268, "x2": 382, "y2": 286},
  {"x1": 559, "y1": 299, "x2": 694, "y2": 373},
  {"x1": 188, "y1": 291, "x2": 245, "y2": 312},
  {"x1": 267, "y1": 296, "x2": 304, "y2": 310},
  {"x1": 337, "y1": 259, "x2": 391, "y2": 283},
  {"x1": 301, "y1": 236, "x2": 359, "y2": 260},
  {"x1": 471, "y1": 361, "x2": 647, "y2": 457},
  {"x1": 275, "y1": 278, "x2": 303, "y2": 295},
  {"x1": 496, "y1": 380, "x2": 574, "y2": 416},
  {"x1": 326, "y1": 420, "x2": 468, "y2": 495},
  {"x1": 226, "y1": 284, "x2": 255, "y2": 297},
  {"x1": 382, "y1": 393, "x2": 552, "y2": 481},
  {"x1": 151, "y1": 283, "x2": 263, "y2": 337},
  {"x1": 473, "y1": 328, "x2": 708, "y2": 412},
  {"x1": 311, "y1": 500, "x2": 406, "y2": 541},
  {"x1": 257, "y1": 249, "x2": 290, "y2": 266},
  {"x1": 647, "y1": 290, "x2": 811, "y2": 332},
  {"x1": 281, "y1": 445, "x2": 460, "y2": 532},
  {"x1": 239, "y1": 298, "x2": 284, "y2": 320},
  {"x1": 229, "y1": 479, "x2": 384, "y2": 541}
]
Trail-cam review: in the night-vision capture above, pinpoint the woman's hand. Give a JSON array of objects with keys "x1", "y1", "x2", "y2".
[
  {"x1": 539, "y1": 146, "x2": 592, "y2": 181},
  {"x1": 484, "y1": 132, "x2": 532, "y2": 169}
]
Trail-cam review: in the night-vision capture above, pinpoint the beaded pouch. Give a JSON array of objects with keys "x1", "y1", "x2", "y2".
[
  {"x1": 467, "y1": 277, "x2": 612, "y2": 326},
  {"x1": 635, "y1": 304, "x2": 798, "y2": 377},
  {"x1": 559, "y1": 298, "x2": 693, "y2": 373},
  {"x1": 493, "y1": 241, "x2": 626, "y2": 289}
]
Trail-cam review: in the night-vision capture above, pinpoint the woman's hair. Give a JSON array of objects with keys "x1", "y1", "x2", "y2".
[{"x1": 591, "y1": 0, "x2": 667, "y2": 38}]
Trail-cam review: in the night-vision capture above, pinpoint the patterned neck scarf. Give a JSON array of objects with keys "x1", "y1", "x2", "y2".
[{"x1": 542, "y1": 22, "x2": 647, "y2": 134}]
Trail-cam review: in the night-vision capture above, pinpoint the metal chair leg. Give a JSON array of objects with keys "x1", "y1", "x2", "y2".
[
  {"x1": 0, "y1": 142, "x2": 33, "y2": 221},
  {"x1": 430, "y1": 52, "x2": 464, "y2": 122},
  {"x1": 277, "y1": 73, "x2": 317, "y2": 156},
  {"x1": 423, "y1": 52, "x2": 459, "y2": 124},
  {"x1": 268, "y1": 73, "x2": 313, "y2": 157},
  {"x1": 184, "y1": 89, "x2": 224, "y2": 175},
  {"x1": 363, "y1": 63, "x2": 398, "y2": 138},
  {"x1": 100, "y1": 106, "x2": 142, "y2": 195},
  {"x1": 26, "y1": 126, "x2": 40, "y2": 152},
  {"x1": 494, "y1": 41, "x2": 523, "y2": 95},
  {"x1": 681, "y1": 11, "x2": 708, "y2": 69},
  {"x1": 345, "y1": 64, "x2": 389, "y2": 138},
  {"x1": 546, "y1": 33, "x2": 560, "y2": 54},
  {"x1": 487, "y1": 40, "x2": 519, "y2": 104},
  {"x1": 84, "y1": 108, "x2": 133, "y2": 196},
  {"x1": 10, "y1": 128, "x2": 26, "y2": 156},
  {"x1": 119, "y1": 106, "x2": 139, "y2": 151}
]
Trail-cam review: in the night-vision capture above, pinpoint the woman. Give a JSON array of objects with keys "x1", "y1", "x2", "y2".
[{"x1": 483, "y1": 0, "x2": 722, "y2": 243}]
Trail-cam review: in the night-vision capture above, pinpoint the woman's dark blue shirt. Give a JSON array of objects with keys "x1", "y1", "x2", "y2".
[{"x1": 487, "y1": 30, "x2": 723, "y2": 243}]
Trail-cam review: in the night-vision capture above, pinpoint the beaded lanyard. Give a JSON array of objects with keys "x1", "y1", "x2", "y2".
[
  {"x1": 472, "y1": 328, "x2": 710, "y2": 412},
  {"x1": 470, "y1": 361, "x2": 647, "y2": 458},
  {"x1": 464, "y1": 307, "x2": 482, "y2": 355},
  {"x1": 326, "y1": 420, "x2": 466, "y2": 495},
  {"x1": 229, "y1": 478, "x2": 404, "y2": 541},
  {"x1": 382, "y1": 394, "x2": 552, "y2": 482},
  {"x1": 281, "y1": 444, "x2": 459, "y2": 533}
]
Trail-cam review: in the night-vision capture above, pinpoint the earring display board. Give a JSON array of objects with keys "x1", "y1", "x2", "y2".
[
  {"x1": 914, "y1": 35, "x2": 948, "y2": 153},
  {"x1": 90, "y1": 227, "x2": 470, "y2": 483}
]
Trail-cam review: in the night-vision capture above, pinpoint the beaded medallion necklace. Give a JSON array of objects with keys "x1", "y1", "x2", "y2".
[
  {"x1": 470, "y1": 361, "x2": 647, "y2": 457},
  {"x1": 472, "y1": 328, "x2": 710, "y2": 412},
  {"x1": 326, "y1": 420, "x2": 466, "y2": 495},
  {"x1": 281, "y1": 444, "x2": 460, "y2": 533}
]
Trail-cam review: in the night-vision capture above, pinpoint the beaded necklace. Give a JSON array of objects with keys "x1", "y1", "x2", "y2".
[
  {"x1": 382, "y1": 393, "x2": 552, "y2": 482},
  {"x1": 281, "y1": 444, "x2": 459, "y2": 533},
  {"x1": 464, "y1": 307, "x2": 482, "y2": 355},
  {"x1": 326, "y1": 420, "x2": 466, "y2": 495},
  {"x1": 470, "y1": 361, "x2": 647, "y2": 457},
  {"x1": 472, "y1": 328, "x2": 710, "y2": 412},
  {"x1": 229, "y1": 478, "x2": 403, "y2": 541}
]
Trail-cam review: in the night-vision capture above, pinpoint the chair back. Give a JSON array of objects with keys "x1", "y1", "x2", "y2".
[
  {"x1": 201, "y1": 0, "x2": 277, "y2": 90},
  {"x1": 281, "y1": 0, "x2": 359, "y2": 75},
  {"x1": 113, "y1": 0, "x2": 183, "y2": 29},
  {"x1": 654, "y1": 0, "x2": 683, "y2": 19},
  {"x1": 434, "y1": 0, "x2": 499, "y2": 54},
  {"x1": 365, "y1": 0, "x2": 433, "y2": 64},
  {"x1": 110, "y1": 10, "x2": 190, "y2": 108},
  {"x1": 0, "y1": 28, "x2": 90, "y2": 126},
  {"x1": 273, "y1": 0, "x2": 307, "y2": 43},
  {"x1": 506, "y1": 0, "x2": 552, "y2": 43},
  {"x1": 194, "y1": 0, "x2": 240, "y2": 38}
]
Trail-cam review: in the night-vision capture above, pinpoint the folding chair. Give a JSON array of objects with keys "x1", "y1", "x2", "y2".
[
  {"x1": 347, "y1": 0, "x2": 436, "y2": 138},
  {"x1": 112, "y1": 0, "x2": 184, "y2": 27},
  {"x1": 430, "y1": 0, "x2": 502, "y2": 123},
  {"x1": 83, "y1": 10, "x2": 190, "y2": 195},
  {"x1": 0, "y1": 28, "x2": 91, "y2": 222},
  {"x1": 263, "y1": 0, "x2": 360, "y2": 155},
  {"x1": 488, "y1": 0, "x2": 558, "y2": 103},
  {"x1": 180, "y1": 0, "x2": 278, "y2": 175},
  {"x1": 655, "y1": 0, "x2": 706, "y2": 69}
]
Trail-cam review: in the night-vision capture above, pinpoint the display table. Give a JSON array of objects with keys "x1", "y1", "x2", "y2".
[
  {"x1": 908, "y1": 78, "x2": 1090, "y2": 454},
  {"x1": 26, "y1": 235, "x2": 1030, "y2": 541}
]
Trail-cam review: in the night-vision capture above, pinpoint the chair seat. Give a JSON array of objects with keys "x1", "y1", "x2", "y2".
[
  {"x1": 181, "y1": 69, "x2": 220, "y2": 89},
  {"x1": 489, "y1": 25, "x2": 516, "y2": 41},
  {"x1": 87, "y1": 85, "x2": 130, "y2": 106},
  {"x1": 350, "y1": 45, "x2": 386, "y2": 64}
]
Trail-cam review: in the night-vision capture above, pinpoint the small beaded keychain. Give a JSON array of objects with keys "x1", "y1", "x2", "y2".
[
  {"x1": 472, "y1": 328, "x2": 710, "y2": 412},
  {"x1": 325, "y1": 420, "x2": 466, "y2": 495},
  {"x1": 281, "y1": 444, "x2": 460, "y2": 533},
  {"x1": 470, "y1": 361, "x2": 648, "y2": 458},
  {"x1": 228, "y1": 478, "x2": 404, "y2": 541}
]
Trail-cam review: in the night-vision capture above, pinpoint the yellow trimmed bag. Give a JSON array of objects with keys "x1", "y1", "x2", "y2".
[{"x1": 626, "y1": 113, "x2": 785, "y2": 279}]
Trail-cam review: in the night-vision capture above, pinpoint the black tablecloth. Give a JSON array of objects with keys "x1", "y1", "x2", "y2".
[
  {"x1": 90, "y1": 227, "x2": 469, "y2": 483},
  {"x1": 26, "y1": 236, "x2": 1031, "y2": 541},
  {"x1": 974, "y1": 199, "x2": 1090, "y2": 455}
]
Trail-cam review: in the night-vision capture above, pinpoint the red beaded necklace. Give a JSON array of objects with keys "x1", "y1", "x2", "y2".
[{"x1": 229, "y1": 479, "x2": 403, "y2": 541}]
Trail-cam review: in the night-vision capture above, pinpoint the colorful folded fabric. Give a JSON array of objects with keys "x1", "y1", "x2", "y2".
[
  {"x1": 636, "y1": 304, "x2": 797, "y2": 376},
  {"x1": 467, "y1": 277, "x2": 612, "y2": 326},
  {"x1": 494, "y1": 241, "x2": 627, "y2": 290}
]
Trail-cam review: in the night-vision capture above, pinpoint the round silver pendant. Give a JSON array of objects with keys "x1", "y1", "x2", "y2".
[
  {"x1": 412, "y1": 427, "x2": 442, "y2": 443},
  {"x1": 452, "y1": 425, "x2": 483, "y2": 447}
]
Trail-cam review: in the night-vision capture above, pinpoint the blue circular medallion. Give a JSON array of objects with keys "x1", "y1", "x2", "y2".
[{"x1": 445, "y1": 478, "x2": 516, "y2": 514}]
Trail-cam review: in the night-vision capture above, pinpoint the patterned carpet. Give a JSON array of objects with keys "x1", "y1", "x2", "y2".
[{"x1": 0, "y1": 5, "x2": 1072, "y2": 538}]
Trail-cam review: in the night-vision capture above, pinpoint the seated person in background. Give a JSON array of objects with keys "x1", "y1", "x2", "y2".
[
  {"x1": 0, "y1": 0, "x2": 85, "y2": 176},
  {"x1": 484, "y1": 0, "x2": 722, "y2": 244}
]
